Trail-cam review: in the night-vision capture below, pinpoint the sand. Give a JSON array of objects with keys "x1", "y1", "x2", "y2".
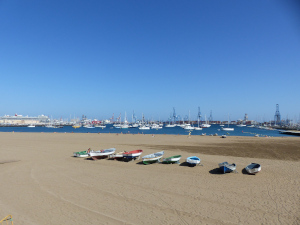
[{"x1": 0, "y1": 132, "x2": 299, "y2": 225}]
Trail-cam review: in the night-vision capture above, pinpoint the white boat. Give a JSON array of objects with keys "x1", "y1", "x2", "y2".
[
  {"x1": 162, "y1": 155, "x2": 181, "y2": 164},
  {"x1": 27, "y1": 124, "x2": 35, "y2": 128},
  {"x1": 165, "y1": 124, "x2": 176, "y2": 127},
  {"x1": 183, "y1": 124, "x2": 195, "y2": 130},
  {"x1": 84, "y1": 124, "x2": 95, "y2": 128},
  {"x1": 94, "y1": 124, "x2": 106, "y2": 128},
  {"x1": 245, "y1": 163, "x2": 261, "y2": 174},
  {"x1": 139, "y1": 125, "x2": 150, "y2": 130},
  {"x1": 89, "y1": 148, "x2": 116, "y2": 160},
  {"x1": 151, "y1": 124, "x2": 163, "y2": 129},
  {"x1": 186, "y1": 156, "x2": 201, "y2": 166},
  {"x1": 236, "y1": 124, "x2": 246, "y2": 127},
  {"x1": 123, "y1": 149, "x2": 143, "y2": 160},
  {"x1": 73, "y1": 148, "x2": 90, "y2": 158},
  {"x1": 201, "y1": 115, "x2": 211, "y2": 128},
  {"x1": 201, "y1": 124, "x2": 211, "y2": 128},
  {"x1": 194, "y1": 127, "x2": 203, "y2": 130},
  {"x1": 222, "y1": 114, "x2": 234, "y2": 131},
  {"x1": 109, "y1": 151, "x2": 126, "y2": 160},
  {"x1": 142, "y1": 151, "x2": 164, "y2": 165},
  {"x1": 221, "y1": 127, "x2": 234, "y2": 131}
]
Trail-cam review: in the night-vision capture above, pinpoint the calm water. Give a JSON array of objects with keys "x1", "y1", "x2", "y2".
[{"x1": 0, "y1": 124, "x2": 289, "y2": 137}]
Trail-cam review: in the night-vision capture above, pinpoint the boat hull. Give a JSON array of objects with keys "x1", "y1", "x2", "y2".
[
  {"x1": 143, "y1": 156, "x2": 163, "y2": 165},
  {"x1": 245, "y1": 163, "x2": 261, "y2": 174},
  {"x1": 162, "y1": 155, "x2": 181, "y2": 164},
  {"x1": 219, "y1": 162, "x2": 236, "y2": 173},
  {"x1": 73, "y1": 151, "x2": 89, "y2": 157},
  {"x1": 123, "y1": 150, "x2": 143, "y2": 160},
  {"x1": 89, "y1": 148, "x2": 116, "y2": 160},
  {"x1": 186, "y1": 156, "x2": 200, "y2": 166}
]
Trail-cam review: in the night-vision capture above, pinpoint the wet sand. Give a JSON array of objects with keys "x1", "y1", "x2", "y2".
[{"x1": 0, "y1": 132, "x2": 299, "y2": 224}]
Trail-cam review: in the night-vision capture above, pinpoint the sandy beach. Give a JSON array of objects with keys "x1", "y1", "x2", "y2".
[{"x1": 0, "y1": 132, "x2": 299, "y2": 225}]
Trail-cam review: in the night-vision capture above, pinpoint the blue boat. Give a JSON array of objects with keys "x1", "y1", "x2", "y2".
[
  {"x1": 218, "y1": 162, "x2": 236, "y2": 173},
  {"x1": 186, "y1": 156, "x2": 200, "y2": 166}
]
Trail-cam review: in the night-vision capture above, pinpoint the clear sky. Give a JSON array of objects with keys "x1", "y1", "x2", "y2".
[{"x1": 1, "y1": 0, "x2": 300, "y2": 122}]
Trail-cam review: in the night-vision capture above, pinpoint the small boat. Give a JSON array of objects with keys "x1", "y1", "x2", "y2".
[
  {"x1": 162, "y1": 155, "x2": 181, "y2": 164},
  {"x1": 89, "y1": 148, "x2": 116, "y2": 160},
  {"x1": 109, "y1": 151, "x2": 126, "y2": 160},
  {"x1": 27, "y1": 124, "x2": 35, "y2": 128},
  {"x1": 73, "y1": 149, "x2": 90, "y2": 157},
  {"x1": 221, "y1": 127, "x2": 234, "y2": 131},
  {"x1": 186, "y1": 156, "x2": 200, "y2": 166},
  {"x1": 221, "y1": 135, "x2": 227, "y2": 138},
  {"x1": 218, "y1": 162, "x2": 236, "y2": 173},
  {"x1": 194, "y1": 127, "x2": 203, "y2": 130},
  {"x1": 245, "y1": 163, "x2": 261, "y2": 174},
  {"x1": 142, "y1": 151, "x2": 164, "y2": 165},
  {"x1": 139, "y1": 125, "x2": 150, "y2": 130},
  {"x1": 123, "y1": 149, "x2": 143, "y2": 160}
]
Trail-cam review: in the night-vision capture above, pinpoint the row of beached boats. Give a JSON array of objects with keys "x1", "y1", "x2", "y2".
[{"x1": 73, "y1": 148, "x2": 261, "y2": 174}]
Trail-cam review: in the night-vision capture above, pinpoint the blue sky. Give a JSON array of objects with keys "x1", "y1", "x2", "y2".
[{"x1": 1, "y1": 0, "x2": 299, "y2": 122}]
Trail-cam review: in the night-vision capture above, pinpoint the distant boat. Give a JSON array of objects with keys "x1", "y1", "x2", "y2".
[
  {"x1": 150, "y1": 124, "x2": 163, "y2": 129},
  {"x1": 27, "y1": 125, "x2": 35, "y2": 128},
  {"x1": 94, "y1": 124, "x2": 106, "y2": 128},
  {"x1": 142, "y1": 151, "x2": 164, "y2": 165},
  {"x1": 162, "y1": 155, "x2": 181, "y2": 164},
  {"x1": 245, "y1": 163, "x2": 261, "y2": 174},
  {"x1": 186, "y1": 156, "x2": 200, "y2": 166},
  {"x1": 183, "y1": 124, "x2": 195, "y2": 130},
  {"x1": 218, "y1": 162, "x2": 236, "y2": 173},
  {"x1": 139, "y1": 125, "x2": 150, "y2": 130},
  {"x1": 201, "y1": 115, "x2": 211, "y2": 128},
  {"x1": 221, "y1": 127, "x2": 234, "y2": 131},
  {"x1": 221, "y1": 135, "x2": 227, "y2": 138},
  {"x1": 165, "y1": 124, "x2": 176, "y2": 128},
  {"x1": 123, "y1": 149, "x2": 143, "y2": 160},
  {"x1": 194, "y1": 127, "x2": 203, "y2": 130},
  {"x1": 88, "y1": 148, "x2": 116, "y2": 160},
  {"x1": 84, "y1": 124, "x2": 95, "y2": 128},
  {"x1": 72, "y1": 124, "x2": 81, "y2": 128},
  {"x1": 221, "y1": 115, "x2": 234, "y2": 131}
]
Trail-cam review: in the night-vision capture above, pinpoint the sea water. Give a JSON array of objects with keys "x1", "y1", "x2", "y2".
[{"x1": 0, "y1": 124, "x2": 290, "y2": 137}]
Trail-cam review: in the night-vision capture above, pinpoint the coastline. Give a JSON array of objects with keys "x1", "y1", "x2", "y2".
[{"x1": 0, "y1": 132, "x2": 299, "y2": 224}]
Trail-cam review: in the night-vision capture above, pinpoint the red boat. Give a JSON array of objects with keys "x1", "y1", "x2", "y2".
[{"x1": 123, "y1": 149, "x2": 143, "y2": 160}]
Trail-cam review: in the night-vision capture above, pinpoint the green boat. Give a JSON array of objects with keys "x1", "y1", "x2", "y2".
[
  {"x1": 73, "y1": 149, "x2": 89, "y2": 157},
  {"x1": 162, "y1": 155, "x2": 181, "y2": 164},
  {"x1": 142, "y1": 151, "x2": 164, "y2": 165}
]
